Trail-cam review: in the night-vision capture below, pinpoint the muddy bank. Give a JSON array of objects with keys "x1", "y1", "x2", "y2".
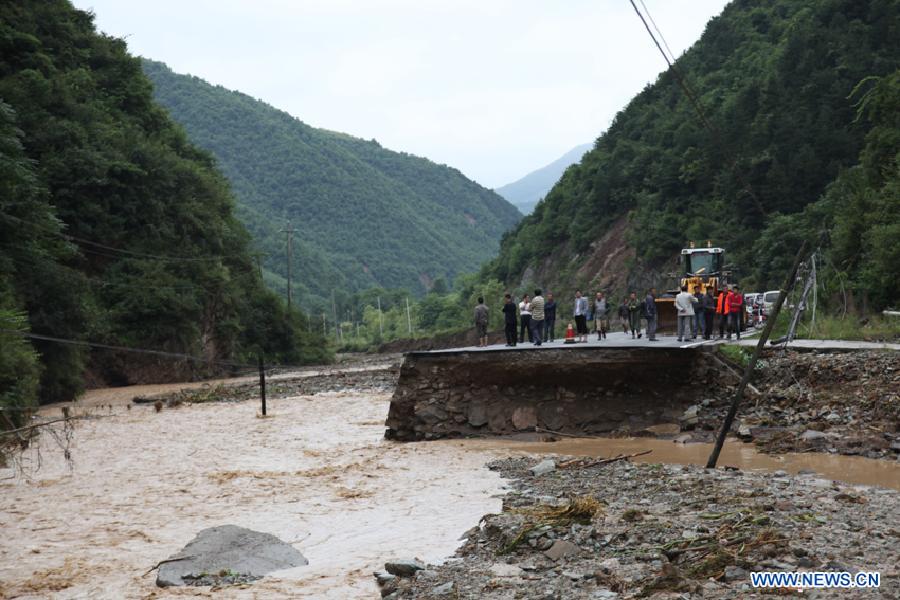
[
  {"x1": 688, "y1": 349, "x2": 900, "y2": 459},
  {"x1": 133, "y1": 363, "x2": 400, "y2": 407},
  {"x1": 387, "y1": 456, "x2": 900, "y2": 599}
]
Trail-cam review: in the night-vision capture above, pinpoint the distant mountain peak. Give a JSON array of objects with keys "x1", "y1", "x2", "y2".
[{"x1": 495, "y1": 143, "x2": 593, "y2": 214}]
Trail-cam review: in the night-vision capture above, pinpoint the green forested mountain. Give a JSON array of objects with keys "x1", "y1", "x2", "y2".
[
  {"x1": 495, "y1": 143, "x2": 592, "y2": 215},
  {"x1": 0, "y1": 1, "x2": 328, "y2": 411},
  {"x1": 141, "y1": 60, "x2": 522, "y2": 312},
  {"x1": 489, "y1": 0, "x2": 899, "y2": 311}
]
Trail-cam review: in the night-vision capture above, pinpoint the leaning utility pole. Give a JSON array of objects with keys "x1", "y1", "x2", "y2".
[
  {"x1": 280, "y1": 221, "x2": 298, "y2": 311},
  {"x1": 705, "y1": 242, "x2": 807, "y2": 469}
]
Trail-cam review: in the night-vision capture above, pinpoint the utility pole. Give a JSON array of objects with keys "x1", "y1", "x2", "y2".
[
  {"x1": 377, "y1": 296, "x2": 384, "y2": 337},
  {"x1": 332, "y1": 289, "x2": 339, "y2": 343},
  {"x1": 322, "y1": 312, "x2": 326, "y2": 336},
  {"x1": 280, "y1": 221, "x2": 298, "y2": 311},
  {"x1": 405, "y1": 297, "x2": 412, "y2": 334}
]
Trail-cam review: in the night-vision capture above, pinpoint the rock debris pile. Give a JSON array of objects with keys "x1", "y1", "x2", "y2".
[
  {"x1": 687, "y1": 350, "x2": 899, "y2": 459},
  {"x1": 384, "y1": 457, "x2": 899, "y2": 599}
]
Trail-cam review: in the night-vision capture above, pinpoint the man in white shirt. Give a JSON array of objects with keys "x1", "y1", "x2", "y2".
[
  {"x1": 674, "y1": 285, "x2": 697, "y2": 342},
  {"x1": 518, "y1": 294, "x2": 532, "y2": 343}
]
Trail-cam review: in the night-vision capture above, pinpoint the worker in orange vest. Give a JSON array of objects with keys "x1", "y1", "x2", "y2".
[{"x1": 716, "y1": 289, "x2": 727, "y2": 339}]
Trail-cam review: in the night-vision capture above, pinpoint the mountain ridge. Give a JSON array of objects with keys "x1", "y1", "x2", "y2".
[
  {"x1": 495, "y1": 143, "x2": 593, "y2": 214},
  {"x1": 486, "y1": 0, "x2": 899, "y2": 310},
  {"x1": 142, "y1": 60, "x2": 521, "y2": 312}
]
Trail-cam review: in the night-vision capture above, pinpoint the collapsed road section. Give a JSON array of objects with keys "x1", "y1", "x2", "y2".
[{"x1": 384, "y1": 346, "x2": 721, "y2": 441}]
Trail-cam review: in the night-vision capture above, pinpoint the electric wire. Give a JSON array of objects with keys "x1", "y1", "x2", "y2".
[
  {"x1": 0, "y1": 328, "x2": 314, "y2": 372},
  {"x1": 627, "y1": 0, "x2": 768, "y2": 217},
  {"x1": 0, "y1": 211, "x2": 254, "y2": 263}
]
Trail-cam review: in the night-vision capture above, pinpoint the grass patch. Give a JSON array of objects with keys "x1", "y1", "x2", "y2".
[
  {"x1": 500, "y1": 496, "x2": 604, "y2": 554},
  {"x1": 621, "y1": 508, "x2": 644, "y2": 522},
  {"x1": 803, "y1": 314, "x2": 900, "y2": 342},
  {"x1": 718, "y1": 345, "x2": 752, "y2": 367},
  {"x1": 769, "y1": 310, "x2": 899, "y2": 343}
]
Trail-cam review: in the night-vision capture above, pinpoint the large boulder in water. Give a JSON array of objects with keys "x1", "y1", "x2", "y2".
[{"x1": 157, "y1": 525, "x2": 307, "y2": 587}]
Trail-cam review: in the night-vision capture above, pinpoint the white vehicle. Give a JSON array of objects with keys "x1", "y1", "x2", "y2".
[{"x1": 761, "y1": 290, "x2": 781, "y2": 315}]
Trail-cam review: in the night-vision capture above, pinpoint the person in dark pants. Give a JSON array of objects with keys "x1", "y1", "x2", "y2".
[
  {"x1": 627, "y1": 291, "x2": 642, "y2": 338},
  {"x1": 703, "y1": 288, "x2": 715, "y2": 340},
  {"x1": 543, "y1": 292, "x2": 557, "y2": 342},
  {"x1": 716, "y1": 289, "x2": 727, "y2": 339},
  {"x1": 573, "y1": 290, "x2": 589, "y2": 343},
  {"x1": 518, "y1": 293, "x2": 532, "y2": 343},
  {"x1": 727, "y1": 285, "x2": 743, "y2": 340},
  {"x1": 644, "y1": 288, "x2": 658, "y2": 341},
  {"x1": 693, "y1": 285, "x2": 705, "y2": 339},
  {"x1": 502, "y1": 294, "x2": 517, "y2": 346}
]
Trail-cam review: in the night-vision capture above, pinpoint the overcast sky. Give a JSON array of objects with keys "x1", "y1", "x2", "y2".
[{"x1": 73, "y1": 0, "x2": 729, "y2": 188}]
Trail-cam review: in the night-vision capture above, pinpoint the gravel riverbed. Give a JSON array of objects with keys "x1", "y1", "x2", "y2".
[{"x1": 385, "y1": 456, "x2": 900, "y2": 599}]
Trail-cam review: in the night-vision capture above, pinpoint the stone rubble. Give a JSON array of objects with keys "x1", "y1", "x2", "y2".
[
  {"x1": 689, "y1": 350, "x2": 900, "y2": 459},
  {"x1": 385, "y1": 457, "x2": 900, "y2": 599}
]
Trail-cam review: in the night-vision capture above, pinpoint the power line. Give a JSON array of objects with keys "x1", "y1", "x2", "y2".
[
  {"x1": 638, "y1": 0, "x2": 676, "y2": 63},
  {"x1": 0, "y1": 328, "x2": 314, "y2": 372},
  {"x1": 0, "y1": 211, "x2": 253, "y2": 263},
  {"x1": 4, "y1": 251, "x2": 204, "y2": 292},
  {"x1": 627, "y1": 0, "x2": 767, "y2": 217}
]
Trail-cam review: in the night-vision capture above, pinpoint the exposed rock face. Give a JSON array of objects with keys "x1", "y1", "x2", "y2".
[
  {"x1": 156, "y1": 525, "x2": 307, "y2": 587},
  {"x1": 385, "y1": 347, "x2": 716, "y2": 441}
]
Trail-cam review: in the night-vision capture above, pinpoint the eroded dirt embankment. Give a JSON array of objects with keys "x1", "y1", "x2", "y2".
[{"x1": 688, "y1": 350, "x2": 900, "y2": 459}]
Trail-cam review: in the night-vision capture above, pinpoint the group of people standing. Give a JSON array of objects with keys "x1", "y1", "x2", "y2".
[
  {"x1": 500, "y1": 290, "x2": 554, "y2": 347},
  {"x1": 475, "y1": 288, "x2": 656, "y2": 347},
  {"x1": 673, "y1": 283, "x2": 744, "y2": 342},
  {"x1": 473, "y1": 284, "x2": 745, "y2": 347}
]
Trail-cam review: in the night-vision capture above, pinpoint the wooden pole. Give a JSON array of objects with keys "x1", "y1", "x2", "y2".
[
  {"x1": 705, "y1": 242, "x2": 806, "y2": 469},
  {"x1": 258, "y1": 354, "x2": 267, "y2": 416},
  {"x1": 281, "y1": 222, "x2": 298, "y2": 311}
]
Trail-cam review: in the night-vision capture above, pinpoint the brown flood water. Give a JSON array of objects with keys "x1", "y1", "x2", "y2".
[
  {"x1": 2, "y1": 387, "x2": 899, "y2": 599},
  {"x1": 476, "y1": 437, "x2": 900, "y2": 491}
]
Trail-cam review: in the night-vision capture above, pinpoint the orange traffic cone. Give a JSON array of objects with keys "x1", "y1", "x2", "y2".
[{"x1": 563, "y1": 322, "x2": 576, "y2": 344}]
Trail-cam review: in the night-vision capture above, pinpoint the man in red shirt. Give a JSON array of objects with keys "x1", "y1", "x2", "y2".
[{"x1": 726, "y1": 285, "x2": 743, "y2": 340}]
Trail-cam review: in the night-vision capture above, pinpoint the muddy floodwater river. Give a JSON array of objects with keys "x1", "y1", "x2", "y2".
[{"x1": 2, "y1": 385, "x2": 899, "y2": 598}]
